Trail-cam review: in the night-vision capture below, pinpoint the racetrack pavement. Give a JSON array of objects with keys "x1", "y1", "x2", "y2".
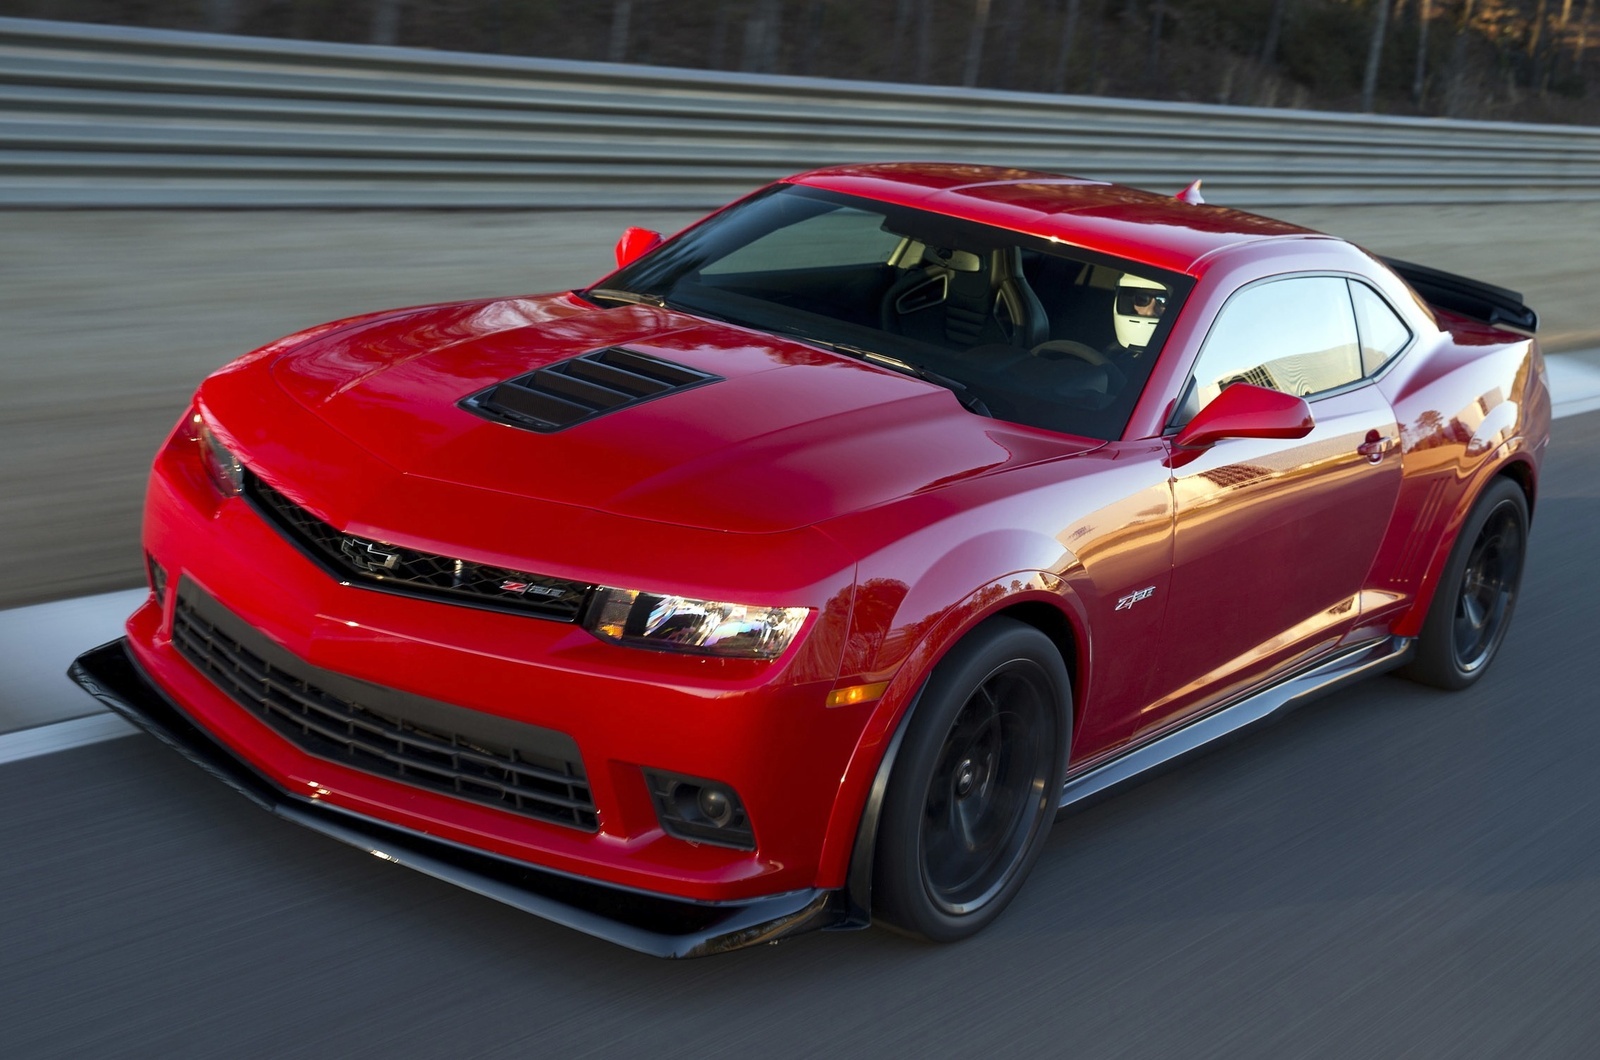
[{"x1": 1, "y1": 407, "x2": 1597, "y2": 1058}]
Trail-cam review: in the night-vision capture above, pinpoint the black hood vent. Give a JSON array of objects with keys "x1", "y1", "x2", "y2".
[{"x1": 461, "y1": 346, "x2": 721, "y2": 433}]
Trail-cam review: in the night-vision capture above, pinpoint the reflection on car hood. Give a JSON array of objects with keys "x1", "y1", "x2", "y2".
[{"x1": 268, "y1": 294, "x2": 1100, "y2": 534}]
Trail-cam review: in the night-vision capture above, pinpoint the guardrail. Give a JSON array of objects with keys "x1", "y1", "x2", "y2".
[{"x1": 4, "y1": 15, "x2": 1600, "y2": 209}]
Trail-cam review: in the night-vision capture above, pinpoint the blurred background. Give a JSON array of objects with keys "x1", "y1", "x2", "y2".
[{"x1": 9, "y1": 0, "x2": 1600, "y2": 123}]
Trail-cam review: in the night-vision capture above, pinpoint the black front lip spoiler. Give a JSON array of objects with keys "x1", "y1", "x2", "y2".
[{"x1": 68, "y1": 638, "x2": 849, "y2": 959}]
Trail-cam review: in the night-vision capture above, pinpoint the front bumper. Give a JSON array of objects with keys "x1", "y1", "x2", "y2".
[
  {"x1": 70, "y1": 637, "x2": 850, "y2": 958},
  {"x1": 139, "y1": 407, "x2": 871, "y2": 903}
]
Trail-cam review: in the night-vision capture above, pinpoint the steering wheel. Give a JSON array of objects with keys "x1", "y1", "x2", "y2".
[{"x1": 1032, "y1": 340, "x2": 1128, "y2": 392}]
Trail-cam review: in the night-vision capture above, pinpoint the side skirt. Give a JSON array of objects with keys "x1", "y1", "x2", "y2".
[{"x1": 1058, "y1": 635, "x2": 1414, "y2": 813}]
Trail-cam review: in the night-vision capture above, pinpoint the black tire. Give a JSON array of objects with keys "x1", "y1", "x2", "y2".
[
  {"x1": 873, "y1": 617, "x2": 1070, "y2": 942},
  {"x1": 1402, "y1": 476, "x2": 1529, "y2": 691}
]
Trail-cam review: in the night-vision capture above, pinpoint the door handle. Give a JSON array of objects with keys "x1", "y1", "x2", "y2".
[{"x1": 1357, "y1": 430, "x2": 1398, "y2": 463}]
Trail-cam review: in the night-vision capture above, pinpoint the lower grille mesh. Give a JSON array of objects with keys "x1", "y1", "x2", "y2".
[{"x1": 173, "y1": 591, "x2": 597, "y2": 831}]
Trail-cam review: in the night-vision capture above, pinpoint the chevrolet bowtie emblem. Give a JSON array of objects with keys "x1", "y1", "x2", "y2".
[{"x1": 341, "y1": 536, "x2": 402, "y2": 574}]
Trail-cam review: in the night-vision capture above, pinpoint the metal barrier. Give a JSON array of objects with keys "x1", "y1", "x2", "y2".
[{"x1": 4, "y1": 15, "x2": 1600, "y2": 209}]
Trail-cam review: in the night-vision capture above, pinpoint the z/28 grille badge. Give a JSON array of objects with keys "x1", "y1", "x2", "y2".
[{"x1": 500, "y1": 581, "x2": 567, "y2": 598}]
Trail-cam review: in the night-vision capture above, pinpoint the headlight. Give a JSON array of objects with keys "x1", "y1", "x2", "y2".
[
  {"x1": 584, "y1": 587, "x2": 809, "y2": 660},
  {"x1": 193, "y1": 414, "x2": 243, "y2": 495}
]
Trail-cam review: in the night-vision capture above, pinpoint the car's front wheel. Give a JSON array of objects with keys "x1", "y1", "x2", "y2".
[
  {"x1": 1403, "y1": 476, "x2": 1529, "y2": 690},
  {"x1": 873, "y1": 617, "x2": 1070, "y2": 942}
]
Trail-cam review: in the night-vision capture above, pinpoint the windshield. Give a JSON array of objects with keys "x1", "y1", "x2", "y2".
[{"x1": 591, "y1": 185, "x2": 1192, "y2": 440}]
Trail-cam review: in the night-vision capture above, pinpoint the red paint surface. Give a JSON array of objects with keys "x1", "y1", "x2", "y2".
[{"x1": 127, "y1": 164, "x2": 1550, "y2": 902}]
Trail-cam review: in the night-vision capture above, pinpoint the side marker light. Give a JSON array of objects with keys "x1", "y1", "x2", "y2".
[{"x1": 825, "y1": 681, "x2": 890, "y2": 708}]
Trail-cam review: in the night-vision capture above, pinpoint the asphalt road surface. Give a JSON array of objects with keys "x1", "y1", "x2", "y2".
[
  {"x1": 5, "y1": 202, "x2": 1600, "y2": 610},
  {"x1": 2, "y1": 408, "x2": 1597, "y2": 1059}
]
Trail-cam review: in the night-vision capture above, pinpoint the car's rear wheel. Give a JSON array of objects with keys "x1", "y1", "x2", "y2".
[
  {"x1": 1403, "y1": 476, "x2": 1529, "y2": 690},
  {"x1": 873, "y1": 618, "x2": 1069, "y2": 942}
]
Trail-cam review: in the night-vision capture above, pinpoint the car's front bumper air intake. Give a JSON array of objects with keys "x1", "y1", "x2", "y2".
[{"x1": 68, "y1": 637, "x2": 847, "y2": 958}]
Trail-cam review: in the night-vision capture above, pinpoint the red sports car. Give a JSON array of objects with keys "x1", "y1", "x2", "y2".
[{"x1": 72, "y1": 164, "x2": 1549, "y2": 956}]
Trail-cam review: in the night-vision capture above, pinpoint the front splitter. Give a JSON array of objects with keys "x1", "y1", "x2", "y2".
[{"x1": 68, "y1": 638, "x2": 848, "y2": 958}]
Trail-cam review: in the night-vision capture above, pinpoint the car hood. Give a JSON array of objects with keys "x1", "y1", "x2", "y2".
[{"x1": 268, "y1": 294, "x2": 1100, "y2": 534}]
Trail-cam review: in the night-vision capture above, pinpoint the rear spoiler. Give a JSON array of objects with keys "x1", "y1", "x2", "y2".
[{"x1": 1380, "y1": 256, "x2": 1538, "y2": 334}]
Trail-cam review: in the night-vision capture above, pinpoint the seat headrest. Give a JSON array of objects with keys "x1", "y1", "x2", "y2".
[{"x1": 921, "y1": 246, "x2": 982, "y2": 272}]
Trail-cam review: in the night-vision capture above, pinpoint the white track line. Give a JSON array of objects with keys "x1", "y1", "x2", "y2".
[
  {"x1": 2, "y1": 352, "x2": 1597, "y2": 766},
  {"x1": 1549, "y1": 352, "x2": 1600, "y2": 419},
  {"x1": 0, "y1": 713, "x2": 137, "y2": 765},
  {"x1": 0, "y1": 587, "x2": 147, "y2": 733}
]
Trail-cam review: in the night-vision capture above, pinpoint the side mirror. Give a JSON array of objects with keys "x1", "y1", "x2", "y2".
[
  {"x1": 1172, "y1": 383, "x2": 1314, "y2": 449},
  {"x1": 614, "y1": 227, "x2": 663, "y2": 269}
]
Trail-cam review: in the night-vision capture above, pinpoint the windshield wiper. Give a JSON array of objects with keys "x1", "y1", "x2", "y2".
[
  {"x1": 756, "y1": 324, "x2": 992, "y2": 417},
  {"x1": 584, "y1": 287, "x2": 670, "y2": 309},
  {"x1": 857, "y1": 350, "x2": 993, "y2": 418}
]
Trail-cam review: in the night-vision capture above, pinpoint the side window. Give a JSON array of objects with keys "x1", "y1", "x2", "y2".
[
  {"x1": 700, "y1": 206, "x2": 901, "y2": 276},
  {"x1": 1349, "y1": 280, "x2": 1412, "y2": 375},
  {"x1": 1178, "y1": 276, "x2": 1362, "y2": 423}
]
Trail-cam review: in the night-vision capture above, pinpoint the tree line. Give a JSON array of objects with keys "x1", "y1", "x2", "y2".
[{"x1": 14, "y1": 0, "x2": 1600, "y2": 123}]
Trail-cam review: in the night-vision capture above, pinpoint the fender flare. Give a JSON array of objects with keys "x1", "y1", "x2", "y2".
[
  {"x1": 840, "y1": 684, "x2": 924, "y2": 925},
  {"x1": 1394, "y1": 444, "x2": 1538, "y2": 638},
  {"x1": 836, "y1": 598, "x2": 1084, "y2": 923}
]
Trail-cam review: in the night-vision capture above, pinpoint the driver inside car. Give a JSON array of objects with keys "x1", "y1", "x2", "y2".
[
  {"x1": 1025, "y1": 269, "x2": 1171, "y2": 411},
  {"x1": 1112, "y1": 272, "x2": 1170, "y2": 352}
]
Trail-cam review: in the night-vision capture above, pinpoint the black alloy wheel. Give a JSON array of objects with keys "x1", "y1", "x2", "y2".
[
  {"x1": 874, "y1": 618, "x2": 1070, "y2": 942},
  {"x1": 1452, "y1": 497, "x2": 1525, "y2": 674},
  {"x1": 1404, "y1": 476, "x2": 1530, "y2": 690}
]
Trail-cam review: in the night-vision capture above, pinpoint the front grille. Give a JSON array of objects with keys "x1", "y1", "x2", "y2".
[
  {"x1": 460, "y1": 346, "x2": 721, "y2": 433},
  {"x1": 245, "y1": 472, "x2": 591, "y2": 622},
  {"x1": 173, "y1": 587, "x2": 598, "y2": 830}
]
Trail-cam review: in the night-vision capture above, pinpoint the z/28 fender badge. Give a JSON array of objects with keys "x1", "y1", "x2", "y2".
[{"x1": 1116, "y1": 586, "x2": 1156, "y2": 611}]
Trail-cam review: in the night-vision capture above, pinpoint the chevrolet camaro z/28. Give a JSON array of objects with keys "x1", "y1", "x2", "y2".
[{"x1": 72, "y1": 164, "x2": 1548, "y2": 957}]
